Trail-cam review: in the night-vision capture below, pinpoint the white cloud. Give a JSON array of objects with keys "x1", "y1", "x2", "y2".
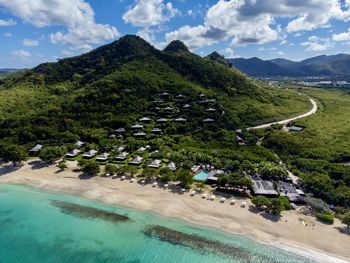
[
  {"x1": 123, "y1": 0, "x2": 180, "y2": 27},
  {"x1": 258, "y1": 47, "x2": 277, "y2": 52},
  {"x1": 301, "y1": 36, "x2": 333, "y2": 52},
  {"x1": 0, "y1": 0, "x2": 119, "y2": 51},
  {"x1": 3, "y1": 32, "x2": 12, "y2": 37},
  {"x1": 11, "y1": 49, "x2": 31, "y2": 57},
  {"x1": 166, "y1": 0, "x2": 350, "y2": 50},
  {"x1": 0, "y1": 18, "x2": 17, "y2": 26},
  {"x1": 221, "y1": 47, "x2": 235, "y2": 58},
  {"x1": 280, "y1": 39, "x2": 288, "y2": 45},
  {"x1": 22, "y1": 38, "x2": 39, "y2": 46},
  {"x1": 136, "y1": 27, "x2": 167, "y2": 49},
  {"x1": 333, "y1": 29, "x2": 350, "y2": 42}
]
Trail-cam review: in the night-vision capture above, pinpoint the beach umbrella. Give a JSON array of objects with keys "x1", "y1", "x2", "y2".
[
  {"x1": 190, "y1": 190, "x2": 196, "y2": 196},
  {"x1": 152, "y1": 182, "x2": 158, "y2": 187},
  {"x1": 112, "y1": 174, "x2": 117, "y2": 179},
  {"x1": 130, "y1": 178, "x2": 135, "y2": 183},
  {"x1": 105, "y1": 173, "x2": 110, "y2": 177},
  {"x1": 210, "y1": 195, "x2": 216, "y2": 200},
  {"x1": 241, "y1": 202, "x2": 246, "y2": 208},
  {"x1": 181, "y1": 188, "x2": 186, "y2": 193},
  {"x1": 164, "y1": 184, "x2": 169, "y2": 188},
  {"x1": 230, "y1": 200, "x2": 236, "y2": 205},
  {"x1": 141, "y1": 179, "x2": 146, "y2": 185},
  {"x1": 121, "y1": 175, "x2": 126, "y2": 180},
  {"x1": 202, "y1": 193, "x2": 207, "y2": 199},
  {"x1": 220, "y1": 197, "x2": 226, "y2": 203}
]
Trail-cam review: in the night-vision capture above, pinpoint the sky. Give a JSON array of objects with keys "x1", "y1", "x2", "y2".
[{"x1": 1, "y1": 0, "x2": 350, "y2": 68}]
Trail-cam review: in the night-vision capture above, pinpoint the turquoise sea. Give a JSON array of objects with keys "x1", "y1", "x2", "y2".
[{"x1": 0, "y1": 184, "x2": 317, "y2": 263}]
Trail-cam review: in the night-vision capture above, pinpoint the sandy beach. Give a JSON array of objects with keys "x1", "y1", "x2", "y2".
[{"x1": 0, "y1": 159, "x2": 349, "y2": 263}]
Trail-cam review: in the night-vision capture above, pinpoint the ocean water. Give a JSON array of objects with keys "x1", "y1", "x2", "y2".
[{"x1": 0, "y1": 184, "x2": 316, "y2": 263}]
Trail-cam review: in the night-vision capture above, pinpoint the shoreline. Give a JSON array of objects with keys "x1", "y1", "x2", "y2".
[{"x1": 0, "y1": 160, "x2": 349, "y2": 263}]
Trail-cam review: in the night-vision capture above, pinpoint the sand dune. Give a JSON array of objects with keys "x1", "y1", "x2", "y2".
[{"x1": 0, "y1": 159, "x2": 349, "y2": 263}]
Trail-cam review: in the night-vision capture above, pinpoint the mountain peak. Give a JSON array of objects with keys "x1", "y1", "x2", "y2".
[
  {"x1": 163, "y1": 40, "x2": 189, "y2": 53},
  {"x1": 207, "y1": 52, "x2": 230, "y2": 67}
]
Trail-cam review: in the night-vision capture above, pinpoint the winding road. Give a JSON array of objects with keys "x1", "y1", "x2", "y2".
[{"x1": 238, "y1": 98, "x2": 318, "y2": 131}]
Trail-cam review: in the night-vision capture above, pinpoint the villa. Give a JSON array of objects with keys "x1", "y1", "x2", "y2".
[
  {"x1": 157, "y1": 118, "x2": 168, "y2": 123},
  {"x1": 136, "y1": 146, "x2": 147, "y2": 152},
  {"x1": 83, "y1": 150, "x2": 98, "y2": 159},
  {"x1": 174, "y1": 117, "x2": 187, "y2": 122},
  {"x1": 74, "y1": 141, "x2": 85, "y2": 148},
  {"x1": 129, "y1": 156, "x2": 143, "y2": 165},
  {"x1": 139, "y1": 117, "x2": 151, "y2": 123},
  {"x1": 206, "y1": 108, "x2": 216, "y2": 112},
  {"x1": 151, "y1": 128, "x2": 162, "y2": 134},
  {"x1": 203, "y1": 118, "x2": 214, "y2": 123},
  {"x1": 115, "y1": 128, "x2": 126, "y2": 133},
  {"x1": 134, "y1": 132, "x2": 146, "y2": 138},
  {"x1": 149, "y1": 159, "x2": 162, "y2": 168},
  {"x1": 65, "y1": 149, "x2": 81, "y2": 158},
  {"x1": 167, "y1": 162, "x2": 177, "y2": 171},
  {"x1": 96, "y1": 153, "x2": 110, "y2": 162},
  {"x1": 29, "y1": 144, "x2": 43, "y2": 155},
  {"x1": 279, "y1": 182, "x2": 305, "y2": 203},
  {"x1": 206, "y1": 170, "x2": 225, "y2": 183},
  {"x1": 131, "y1": 124, "x2": 144, "y2": 129},
  {"x1": 115, "y1": 152, "x2": 129, "y2": 161},
  {"x1": 176, "y1": 94, "x2": 185, "y2": 100},
  {"x1": 183, "y1": 104, "x2": 191, "y2": 109},
  {"x1": 160, "y1": 92, "x2": 170, "y2": 97},
  {"x1": 163, "y1": 107, "x2": 174, "y2": 112}
]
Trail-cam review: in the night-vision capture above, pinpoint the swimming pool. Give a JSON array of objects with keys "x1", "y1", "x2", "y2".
[{"x1": 193, "y1": 170, "x2": 209, "y2": 181}]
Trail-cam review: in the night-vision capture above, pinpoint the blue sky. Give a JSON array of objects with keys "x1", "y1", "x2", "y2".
[{"x1": 1, "y1": 0, "x2": 350, "y2": 68}]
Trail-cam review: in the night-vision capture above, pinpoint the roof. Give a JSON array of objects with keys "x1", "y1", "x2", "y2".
[
  {"x1": 134, "y1": 132, "x2": 146, "y2": 137},
  {"x1": 252, "y1": 180, "x2": 278, "y2": 196},
  {"x1": 206, "y1": 108, "x2": 216, "y2": 112},
  {"x1": 174, "y1": 117, "x2": 187, "y2": 122},
  {"x1": 66, "y1": 149, "x2": 81, "y2": 157},
  {"x1": 139, "y1": 117, "x2": 151, "y2": 122},
  {"x1": 160, "y1": 92, "x2": 170, "y2": 96},
  {"x1": 74, "y1": 141, "x2": 84, "y2": 147},
  {"x1": 115, "y1": 128, "x2": 125, "y2": 133},
  {"x1": 289, "y1": 126, "x2": 304, "y2": 132},
  {"x1": 129, "y1": 156, "x2": 143, "y2": 164},
  {"x1": 157, "y1": 118, "x2": 168, "y2": 122},
  {"x1": 183, "y1": 104, "x2": 191, "y2": 108},
  {"x1": 137, "y1": 147, "x2": 147, "y2": 152},
  {"x1": 203, "y1": 118, "x2": 214, "y2": 122},
  {"x1": 152, "y1": 128, "x2": 162, "y2": 132},
  {"x1": 207, "y1": 170, "x2": 224, "y2": 178},
  {"x1": 149, "y1": 159, "x2": 162, "y2": 167},
  {"x1": 167, "y1": 162, "x2": 177, "y2": 170},
  {"x1": 116, "y1": 152, "x2": 129, "y2": 159},
  {"x1": 30, "y1": 144, "x2": 43, "y2": 152},
  {"x1": 131, "y1": 124, "x2": 144, "y2": 129},
  {"x1": 163, "y1": 107, "x2": 174, "y2": 111}
]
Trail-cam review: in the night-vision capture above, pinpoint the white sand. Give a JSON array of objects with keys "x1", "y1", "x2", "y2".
[{"x1": 0, "y1": 159, "x2": 349, "y2": 263}]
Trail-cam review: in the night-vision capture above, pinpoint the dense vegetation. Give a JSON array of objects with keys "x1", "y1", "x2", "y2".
[{"x1": 260, "y1": 87, "x2": 350, "y2": 209}]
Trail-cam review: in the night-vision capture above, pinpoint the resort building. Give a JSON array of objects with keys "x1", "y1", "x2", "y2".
[
  {"x1": 176, "y1": 94, "x2": 185, "y2": 100},
  {"x1": 157, "y1": 118, "x2": 168, "y2": 123},
  {"x1": 115, "y1": 128, "x2": 126, "y2": 133},
  {"x1": 29, "y1": 144, "x2": 43, "y2": 155},
  {"x1": 160, "y1": 92, "x2": 170, "y2": 97},
  {"x1": 163, "y1": 107, "x2": 174, "y2": 112},
  {"x1": 206, "y1": 108, "x2": 216, "y2": 112},
  {"x1": 167, "y1": 162, "x2": 177, "y2": 171},
  {"x1": 151, "y1": 128, "x2": 163, "y2": 134},
  {"x1": 134, "y1": 132, "x2": 146, "y2": 138},
  {"x1": 288, "y1": 125, "x2": 305, "y2": 132},
  {"x1": 115, "y1": 152, "x2": 129, "y2": 161},
  {"x1": 206, "y1": 170, "x2": 225, "y2": 183},
  {"x1": 136, "y1": 147, "x2": 147, "y2": 152},
  {"x1": 83, "y1": 150, "x2": 98, "y2": 159},
  {"x1": 183, "y1": 104, "x2": 191, "y2": 109},
  {"x1": 65, "y1": 149, "x2": 81, "y2": 158},
  {"x1": 251, "y1": 179, "x2": 278, "y2": 196},
  {"x1": 149, "y1": 159, "x2": 162, "y2": 168},
  {"x1": 203, "y1": 118, "x2": 214, "y2": 123},
  {"x1": 139, "y1": 117, "x2": 151, "y2": 123},
  {"x1": 129, "y1": 156, "x2": 143, "y2": 165},
  {"x1": 74, "y1": 141, "x2": 85, "y2": 148},
  {"x1": 279, "y1": 182, "x2": 305, "y2": 203},
  {"x1": 174, "y1": 117, "x2": 187, "y2": 122},
  {"x1": 96, "y1": 153, "x2": 110, "y2": 162},
  {"x1": 131, "y1": 124, "x2": 144, "y2": 129}
]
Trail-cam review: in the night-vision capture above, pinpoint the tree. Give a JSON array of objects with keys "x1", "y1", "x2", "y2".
[
  {"x1": 142, "y1": 167, "x2": 159, "y2": 181},
  {"x1": 57, "y1": 160, "x2": 68, "y2": 171},
  {"x1": 159, "y1": 167, "x2": 174, "y2": 183},
  {"x1": 252, "y1": 196, "x2": 270, "y2": 210},
  {"x1": 175, "y1": 169, "x2": 193, "y2": 189},
  {"x1": 268, "y1": 198, "x2": 284, "y2": 215},
  {"x1": 0, "y1": 144, "x2": 27, "y2": 164},
  {"x1": 342, "y1": 213, "x2": 350, "y2": 228},
  {"x1": 81, "y1": 161, "x2": 100, "y2": 175},
  {"x1": 105, "y1": 164, "x2": 118, "y2": 174},
  {"x1": 39, "y1": 146, "x2": 64, "y2": 163}
]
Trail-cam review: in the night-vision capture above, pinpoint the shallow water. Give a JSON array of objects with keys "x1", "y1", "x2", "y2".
[{"x1": 0, "y1": 184, "x2": 317, "y2": 263}]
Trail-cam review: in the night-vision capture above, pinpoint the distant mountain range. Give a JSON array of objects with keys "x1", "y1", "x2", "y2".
[{"x1": 227, "y1": 54, "x2": 350, "y2": 78}]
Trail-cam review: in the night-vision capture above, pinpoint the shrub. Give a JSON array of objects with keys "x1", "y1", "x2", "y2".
[{"x1": 315, "y1": 212, "x2": 334, "y2": 224}]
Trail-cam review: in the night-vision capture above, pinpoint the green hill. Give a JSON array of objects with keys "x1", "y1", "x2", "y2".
[{"x1": 0, "y1": 35, "x2": 309, "y2": 148}]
